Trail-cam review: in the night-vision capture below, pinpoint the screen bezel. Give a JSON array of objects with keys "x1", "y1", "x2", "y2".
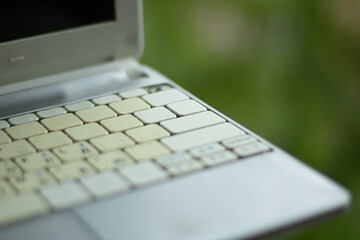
[{"x1": 0, "y1": 0, "x2": 143, "y2": 87}]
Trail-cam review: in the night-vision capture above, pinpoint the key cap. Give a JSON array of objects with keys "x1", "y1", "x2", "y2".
[
  {"x1": 90, "y1": 132, "x2": 135, "y2": 152},
  {"x1": 156, "y1": 152, "x2": 192, "y2": 167},
  {"x1": 65, "y1": 123, "x2": 108, "y2": 141},
  {"x1": 65, "y1": 101, "x2": 94, "y2": 112},
  {"x1": 53, "y1": 142, "x2": 98, "y2": 162},
  {"x1": 119, "y1": 161, "x2": 168, "y2": 186},
  {"x1": 160, "y1": 111, "x2": 225, "y2": 134},
  {"x1": 161, "y1": 123, "x2": 245, "y2": 151},
  {"x1": 100, "y1": 114, "x2": 143, "y2": 132},
  {"x1": 222, "y1": 135, "x2": 257, "y2": 148},
  {"x1": 0, "y1": 193, "x2": 50, "y2": 226},
  {"x1": 109, "y1": 98, "x2": 150, "y2": 114},
  {"x1": 9, "y1": 170, "x2": 56, "y2": 193},
  {"x1": 6, "y1": 122, "x2": 47, "y2": 140},
  {"x1": 0, "y1": 140, "x2": 36, "y2": 159},
  {"x1": 0, "y1": 130, "x2": 11, "y2": 144},
  {"x1": 15, "y1": 151, "x2": 61, "y2": 171},
  {"x1": 190, "y1": 143, "x2": 225, "y2": 157},
  {"x1": 41, "y1": 182, "x2": 91, "y2": 210},
  {"x1": 41, "y1": 113, "x2": 83, "y2": 131},
  {"x1": 167, "y1": 100, "x2": 206, "y2": 116},
  {"x1": 201, "y1": 151, "x2": 237, "y2": 166},
  {"x1": 92, "y1": 94, "x2": 121, "y2": 105},
  {"x1": 119, "y1": 88, "x2": 148, "y2": 98},
  {"x1": 0, "y1": 160, "x2": 22, "y2": 178},
  {"x1": 125, "y1": 141, "x2": 170, "y2": 161},
  {"x1": 134, "y1": 107, "x2": 176, "y2": 124},
  {"x1": 0, "y1": 180, "x2": 16, "y2": 200},
  {"x1": 76, "y1": 105, "x2": 117, "y2": 123},
  {"x1": 0, "y1": 120, "x2": 10, "y2": 130},
  {"x1": 49, "y1": 160, "x2": 96, "y2": 181},
  {"x1": 29, "y1": 131, "x2": 72, "y2": 150},
  {"x1": 88, "y1": 150, "x2": 134, "y2": 171},
  {"x1": 81, "y1": 171, "x2": 130, "y2": 198},
  {"x1": 234, "y1": 142, "x2": 270, "y2": 157},
  {"x1": 9, "y1": 113, "x2": 38, "y2": 125},
  {"x1": 37, "y1": 107, "x2": 67, "y2": 118},
  {"x1": 166, "y1": 160, "x2": 203, "y2": 176},
  {"x1": 125, "y1": 124, "x2": 170, "y2": 143},
  {"x1": 142, "y1": 89, "x2": 189, "y2": 106}
]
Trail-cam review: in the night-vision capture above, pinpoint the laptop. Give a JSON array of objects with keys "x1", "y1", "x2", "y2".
[{"x1": 0, "y1": 0, "x2": 350, "y2": 239}]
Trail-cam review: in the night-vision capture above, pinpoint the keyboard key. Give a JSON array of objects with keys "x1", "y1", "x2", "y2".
[
  {"x1": 100, "y1": 114, "x2": 143, "y2": 132},
  {"x1": 75, "y1": 105, "x2": 116, "y2": 123},
  {"x1": 134, "y1": 107, "x2": 176, "y2": 124},
  {"x1": 190, "y1": 143, "x2": 225, "y2": 157},
  {"x1": 125, "y1": 124, "x2": 170, "y2": 143},
  {"x1": 65, "y1": 101, "x2": 94, "y2": 112},
  {"x1": 160, "y1": 111, "x2": 225, "y2": 134},
  {"x1": 142, "y1": 89, "x2": 189, "y2": 107},
  {"x1": 156, "y1": 152, "x2": 192, "y2": 167},
  {"x1": 49, "y1": 160, "x2": 96, "y2": 181},
  {"x1": 161, "y1": 123, "x2": 245, "y2": 151},
  {"x1": 109, "y1": 98, "x2": 150, "y2": 114},
  {"x1": 41, "y1": 182, "x2": 91, "y2": 210},
  {"x1": 41, "y1": 113, "x2": 83, "y2": 131},
  {"x1": 29, "y1": 131, "x2": 72, "y2": 150},
  {"x1": 0, "y1": 121, "x2": 10, "y2": 130},
  {"x1": 37, "y1": 107, "x2": 67, "y2": 118},
  {"x1": 0, "y1": 160, "x2": 22, "y2": 178},
  {"x1": 222, "y1": 135, "x2": 257, "y2": 148},
  {"x1": 9, "y1": 170, "x2": 56, "y2": 193},
  {"x1": 81, "y1": 171, "x2": 130, "y2": 198},
  {"x1": 90, "y1": 132, "x2": 135, "y2": 152},
  {"x1": 234, "y1": 142, "x2": 270, "y2": 157},
  {"x1": 125, "y1": 141, "x2": 170, "y2": 161},
  {"x1": 119, "y1": 88, "x2": 148, "y2": 98},
  {"x1": 119, "y1": 161, "x2": 168, "y2": 186},
  {"x1": 53, "y1": 142, "x2": 98, "y2": 162},
  {"x1": 9, "y1": 113, "x2": 38, "y2": 125},
  {"x1": 167, "y1": 100, "x2": 206, "y2": 116},
  {"x1": 0, "y1": 130, "x2": 11, "y2": 144},
  {"x1": 166, "y1": 160, "x2": 203, "y2": 176},
  {"x1": 92, "y1": 94, "x2": 121, "y2": 105},
  {"x1": 6, "y1": 122, "x2": 47, "y2": 140},
  {"x1": 88, "y1": 150, "x2": 134, "y2": 171},
  {"x1": 65, "y1": 123, "x2": 108, "y2": 141},
  {"x1": 15, "y1": 151, "x2": 61, "y2": 171},
  {"x1": 200, "y1": 151, "x2": 237, "y2": 166},
  {"x1": 0, "y1": 140, "x2": 36, "y2": 159},
  {"x1": 0, "y1": 193, "x2": 50, "y2": 226},
  {"x1": 0, "y1": 180, "x2": 16, "y2": 200}
]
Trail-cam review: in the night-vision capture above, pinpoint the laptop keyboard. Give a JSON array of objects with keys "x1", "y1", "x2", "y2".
[{"x1": 0, "y1": 85, "x2": 271, "y2": 226}]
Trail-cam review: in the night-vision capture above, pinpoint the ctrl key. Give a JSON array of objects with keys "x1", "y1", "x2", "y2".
[{"x1": 0, "y1": 193, "x2": 50, "y2": 226}]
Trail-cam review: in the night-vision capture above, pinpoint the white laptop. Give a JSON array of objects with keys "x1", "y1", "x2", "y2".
[{"x1": 0, "y1": 1, "x2": 350, "y2": 239}]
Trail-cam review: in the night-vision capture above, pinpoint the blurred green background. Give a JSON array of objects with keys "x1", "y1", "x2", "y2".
[{"x1": 142, "y1": 0, "x2": 360, "y2": 239}]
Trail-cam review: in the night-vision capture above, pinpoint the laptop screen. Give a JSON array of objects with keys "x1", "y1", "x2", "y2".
[{"x1": 0, "y1": 0, "x2": 115, "y2": 43}]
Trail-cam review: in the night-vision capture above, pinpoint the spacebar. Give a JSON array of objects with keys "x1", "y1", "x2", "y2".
[{"x1": 161, "y1": 123, "x2": 245, "y2": 151}]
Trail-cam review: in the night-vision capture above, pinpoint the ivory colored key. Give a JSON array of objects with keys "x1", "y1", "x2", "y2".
[
  {"x1": 190, "y1": 143, "x2": 225, "y2": 157},
  {"x1": 100, "y1": 114, "x2": 143, "y2": 132},
  {"x1": 0, "y1": 140, "x2": 36, "y2": 159},
  {"x1": 75, "y1": 105, "x2": 116, "y2": 123},
  {"x1": 161, "y1": 111, "x2": 225, "y2": 134},
  {"x1": 92, "y1": 94, "x2": 121, "y2": 105},
  {"x1": 90, "y1": 132, "x2": 135, "y2": 152},
  {"x1": 0, "y1": 193, "x2": 50, "y2": 226},
  {"x1": 9, "y1": 113, "x2": 38, "y2": 125},
  {"x1": 29, "y1": 131, "x2": 72, "y2": 150},
  {"x1": 200, "y1": 151, "x2": 237, "y2": 166},
  {"x1": 9, "y1": 170, "x2": 56, "y2": 193},
  {"x1": 88, "y1": 151, "x2": 134, "y2": 171},
  {"x1": 119, "y1": 161, "x2": 168, "y2": 186},
  {"x1": 167, "y1": 100, "x2": 206, "y2": 116},
  {"x1": 65, "y1": 123, "x2": 108, "y2": 141},
  {"x1": 49, "y1": 160, "x2": 96, "y2": 181},
  {"x1": 125, "y1": 141, "x2": 170, "y2": 161},
  {"x1": 142, "y1": 88, "x2": 189, "y2": 106},
  {"x1": 15, "y1": 151, "x2": 61, "y2": 171},
  {"x1": 156, "y1": 152, "x2": 192, "y2": 167},
  {"x1": 0, "y1": 160, "x2": 22, "y2": 178},
  {"x1": 0, "y1": 130, "x2": 11, "y2": 144},
  {"x1": 6, "y1": 122, "x2": 48, "y2": 140},
  {"x1": 65, "y1": 101, "x2": 94, "y2": 112},
  {"x1": 161, "y1": 123, "x2": 245, "y2": 151},
  {"x1": 53, "y1": 142, "x2": 98, "y2": 162},
  {"x1": 0, "y1": 180, "x2": 16, "y2": 200},
  {"x1": 0, "y1": 120, "x2": 10, "y2": 130},
  {"x1": 41, "y1": 113, "x2": 83, "y2": 131},
  {"x1": 109, "y1": 98, "x2": 150, "y2": 114},
  {"x1": 41, "y1": 182, "x2": 91, "y2": 210},
  {"x1": 166, "y1": 160, "x2": 203, "y2": 176},
  {"x1": 125, "y1": 124, "x2": 170, "y2": 143},
  {"x1": 134, "y1": 107, "x2": 176, "y2": 124},
  {"x1": 222, "y1": 135, "x2": 257, "y2": 148},
  {"x1": 37, "y1": 107, "x2": 67, "y2": 118},
  {"x1": 234, "y1": 142, "x2": 270, "y2": 157},
  {"x1": 81, "y1": 171, "x2": 130, "y2": 198},
  {"x1": 119, "y1": 88, "x2": 148, "y2": 98}
]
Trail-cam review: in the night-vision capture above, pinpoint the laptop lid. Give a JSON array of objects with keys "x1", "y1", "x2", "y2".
[{"x1": 0, "y1": 0, "x2": 143, "y2": 88}]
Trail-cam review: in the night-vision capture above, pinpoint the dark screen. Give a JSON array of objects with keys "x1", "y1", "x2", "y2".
[{"x1": 0, "y1": 1, "x2": 115, "y2": 43}]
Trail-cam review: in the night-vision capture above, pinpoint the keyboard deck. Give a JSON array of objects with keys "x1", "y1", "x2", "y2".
[{"x1": 0, "y1": 84, "x2": 270, "y2": 226}]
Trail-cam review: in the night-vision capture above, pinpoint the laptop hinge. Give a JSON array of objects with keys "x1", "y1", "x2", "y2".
[{"x1": 115, "y1": 57, "x2": 148, "y2": 80}]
